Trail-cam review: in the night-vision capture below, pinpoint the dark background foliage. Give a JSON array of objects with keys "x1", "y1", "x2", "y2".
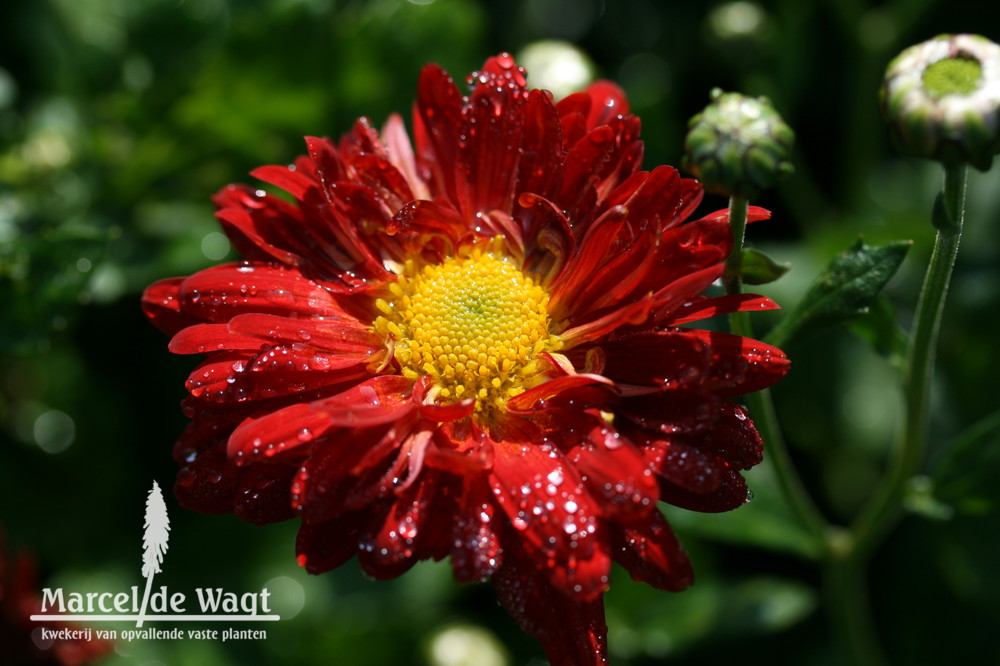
[{"x1": 2, "y1": 1, "x2": 998, "y2": 664}]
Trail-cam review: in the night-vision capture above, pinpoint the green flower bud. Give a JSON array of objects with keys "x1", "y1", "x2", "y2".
[
  {"x1": 682, "y1": 88, "x2": 795, "y2": 199},
  {"x1": 881, "y1": 34, "x2": 1000, "y2": 171}
]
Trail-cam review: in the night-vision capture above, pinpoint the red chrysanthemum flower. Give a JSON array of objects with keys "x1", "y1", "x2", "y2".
[{"x1": 143, "y1": 54, "x2": 789, "y2": 664}]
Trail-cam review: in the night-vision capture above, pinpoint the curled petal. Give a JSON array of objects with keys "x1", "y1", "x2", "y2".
[
  {"x1": 568, "y1": 421, "x2": 659, "y2": 522},
  {"x1": 506, "y1": 374, "x2": 615, "y2": 414},
  {"x1": 250, "y1": 164, "x2": 316, "y2": 201},
  {"x1": 382, "y1": 113, "x2": 430, "y2": 200},
  {"x1": 143, "y1": 277, "x2": 201, "y2": 335},
  {"x1": 645, "y1": 438, "x2": 724, "y2": 494},
  {"x1": 613, "y1": 510, "x2": 693, "y2": 591},
  {"x1": 622, "y1": 396, "x2": 764, "y2": 470},
  {"x1": 697, "y1": 204, "x2": 772, "y2": 224},
  {"x1": 664, "y1": 293, "x2": 781, "y2": 326},
  {"x1": 658, "y1": 460, "x2": 751, "y2": 513},
  {"x1": 684, "y1": 329, "x2": 791, "y2": 397}
]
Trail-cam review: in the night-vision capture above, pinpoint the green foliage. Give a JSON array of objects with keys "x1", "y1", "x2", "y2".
[
  {"x1": 932, "y1": 409, "x2": 1000, "y2": 515},
  {"x1": 766, "y1": 238, "x2": 912, "y2": 348},
  {"x1": 739, "y1": 247, "x2": 790, "y2": 285}
]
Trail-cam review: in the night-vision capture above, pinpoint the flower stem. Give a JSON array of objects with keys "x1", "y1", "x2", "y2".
[
  {"x1": 850, "y1": 162, "x2": 967, "y2": 559},
  {"x1": 825, "y1": 539, "x2": 887, "y2": 666},
  {"x1": 832, "y1": 163, "x2": 967, "y2": 666},
  {"x1": 722, "y1": 197, "x2": 749, "y2": 298},
  {"x1": 724, "y1": 196, "x2": 828, "y2": 550}
]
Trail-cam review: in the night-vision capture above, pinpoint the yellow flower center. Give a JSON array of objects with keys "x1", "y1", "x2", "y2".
[{"x1": 374, "y1": 242, "x2": 562, "y2": 419}]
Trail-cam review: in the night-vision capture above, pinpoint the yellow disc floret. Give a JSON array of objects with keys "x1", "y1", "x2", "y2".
[{"x1": 374, "y1": 241, "x2": 562, "y2": 420}]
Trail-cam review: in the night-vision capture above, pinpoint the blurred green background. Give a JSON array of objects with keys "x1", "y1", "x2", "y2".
[{"x1": 2, "y1": 1, "x2": 999, "y2": 664}]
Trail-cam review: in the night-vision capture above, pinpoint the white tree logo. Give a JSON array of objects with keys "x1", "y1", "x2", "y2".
[{"x1": 136, "y1": 480, "x2": 170, "y2": 628}]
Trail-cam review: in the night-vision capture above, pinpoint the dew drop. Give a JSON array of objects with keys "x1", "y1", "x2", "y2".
[{"x1": 398, "y1": 517, "x2": 418, "y2": 540}]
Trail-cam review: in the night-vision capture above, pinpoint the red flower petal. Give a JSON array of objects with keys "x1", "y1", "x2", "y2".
[
  {"x1": 414, "y1": 63, "x2": 465, "y2": 205},
  {"x1": 599, "y1": 329, "x2": 712, "y2": 390},
  {"x1": 450, "y1": 476, "x2": 503, "y2": 583},
  {"x1": 698, "y1": 204, "x2": 772, "y2": 224},
  {"x1": 613, "y1": 510, "x2": 693, "y2": 591},
  {"x1": 622, "y1": 396, "x2": 764, "y2": 470},
  {"x1": 168, "y1": 323, "x2": 265, "y2": 355},
  {"x1": 176, "y1": 263, "x2": 344, "y2": 322},
  {"x1": 489, "y1": 438, "x2": 610, "y2": 599},
  {"x1": 227, "y1": 375, "x2": 415, "y2": 463},
  {"x1": 381, "y1": 113, "x2": 430, "y2": 200},
  {"x1": 184, "y1": 351, "x2": 254, "y2": 402},
  {"x1": 658, "y1": 460, "x2": 751, "y2": 513},
  {"x1": 174, "y1": 447, "x2": 240, "y2": 515},
  {"x1": 684, "y1": 329, "x2": 791, "y2": 397},
  {"x1": 295, "y1": 511, "x2": 366, "y2": 574},
  {"x1": 557, "y1": 124, "x2": 616, "y2": 223},
  {"x1": 645, "y1": 437, "x2": 724, "y2": 494},
  {"x1": 493, "y1": 552, "x2": 609, "y2": 666},
  {"x1": 455, "y1": 55, "x2": 529, "y2": 218},
  {"x1": 516, "y1": 89, "x2": 565, "y2": 204},
  {"x1": 142, "y1": 277, "x2": 202, "y2": 335},
  {"x1": 233, "y1": 464, "x2": 297, "y2": 525},
  {"x1": 664, "y1": 293, "x2": 781, "y2": 326},
  {"x1": 250, "y1": 163, "x2": 316, "y2": 201},
  {"x1": 567, "y1": 420, "x2": 659, "y2": 522},
  {"x1": 226, "y1": 312, "x2": 383, "y2": 355},
  {"x1": 290, "y1": 425, "x2": 403, "y2": 523},
  {"x1": 505, "y1": 373, "x2": 615, "y2": 414},
  {"x1": 358, "y1": 472, "x2": 454, "y2": 580},
  {"x1": 213, "y1": 185, "x2": 304, "y2": 267}
]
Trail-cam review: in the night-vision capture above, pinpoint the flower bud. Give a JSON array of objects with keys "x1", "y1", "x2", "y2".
[
  {"x1": 682, "y1": 88, "x2": 795, "y2": 198},
  {"x1": 881, "y1": 34, "x2": 1000, "y2": 171}
]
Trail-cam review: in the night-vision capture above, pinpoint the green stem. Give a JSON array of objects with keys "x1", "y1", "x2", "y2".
[
  {"x1": 826, "y1": 541, "x2": 887, "y2": 666},
  {"x1": 722, "y1": 197, "x2": 749, "y2": 297},
  {"x1": 850, "y1": 163, "x2": 967, "y2": 559},
  {"x1": 724, "y1": 196, "x2": 828, "y2": 550},
  {"x1": 830, "y1": 163, "x2": 967, "y2": 666}
]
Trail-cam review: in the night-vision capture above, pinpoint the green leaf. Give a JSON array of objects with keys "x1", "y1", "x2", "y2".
[
  {"x1": 606, "y1": 573, "x2": 817, "y2": 660},
  {"x1": 765, "y1": 238, "x2": 912, "y2": 348},
  {"x1": 848, "y1": 293, "x2": 909, "y2": 358},
  {"x1": 931, "y1": 409, "x2": 1000, "y2": 515},
  {"x1": 739, "y1": 247, "x2": 790, "y2": 285}
]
